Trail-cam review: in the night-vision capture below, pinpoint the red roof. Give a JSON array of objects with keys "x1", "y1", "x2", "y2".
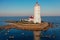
[{"x1": 29, "y1": 16, "x2": 34, "y2": 19}]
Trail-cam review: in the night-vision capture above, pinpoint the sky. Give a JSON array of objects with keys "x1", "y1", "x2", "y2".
[{"x1": 0, "y1": 0, "x2": 60, "y2": 16}]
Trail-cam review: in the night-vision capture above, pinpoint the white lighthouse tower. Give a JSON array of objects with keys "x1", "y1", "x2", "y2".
[{"x1": 34, "y1": 0, "x2": 41, "y2": 23}]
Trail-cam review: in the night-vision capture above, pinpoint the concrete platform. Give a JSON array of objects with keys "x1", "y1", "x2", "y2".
[{"x1": 0, "y1": 22, "x2": 49, "y2": 31}]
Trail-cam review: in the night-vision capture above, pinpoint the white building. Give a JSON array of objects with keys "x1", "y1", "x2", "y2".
[
  {"x1": 23, "y1": 0, "x2": 41, "y2": 23},
  {"x1": 28, "y1": 16, "x2": 34, "y2": 22},
  {"x1": 33, "y1": 0, "x2": 41, "y2": 23}
]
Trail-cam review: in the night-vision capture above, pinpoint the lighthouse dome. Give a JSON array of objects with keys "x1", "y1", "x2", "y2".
[{"x1": 35, "y1": 2, "x2": 39, "y2": 6}]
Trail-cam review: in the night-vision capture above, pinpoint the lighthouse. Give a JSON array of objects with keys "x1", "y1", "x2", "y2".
[{"x1": 34, "y1": 0, "x2": 41, "y2": 23}]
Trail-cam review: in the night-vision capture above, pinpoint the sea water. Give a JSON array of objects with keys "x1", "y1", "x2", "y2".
[{"x1": 0, "y1": 16, "x2": 60, "y2": 40}]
